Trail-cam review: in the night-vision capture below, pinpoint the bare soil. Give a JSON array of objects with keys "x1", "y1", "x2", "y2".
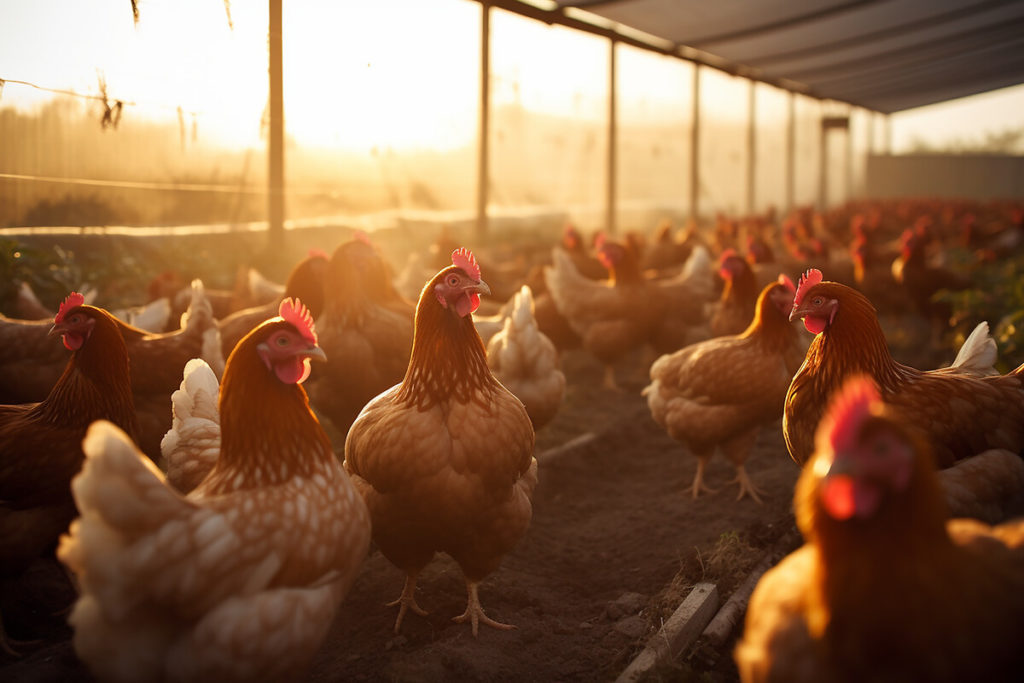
[{"x1": 0, "y1": 345, "x2": 803, "y2": 683}]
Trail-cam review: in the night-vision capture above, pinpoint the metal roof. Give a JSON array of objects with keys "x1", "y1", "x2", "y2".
[{"x1": 491, "y1": 0, "x2": 1024, "y2": 113}]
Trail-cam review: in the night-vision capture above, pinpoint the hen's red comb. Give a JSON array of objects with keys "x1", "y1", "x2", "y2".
[
  {"x1": 279, "y1": 297, "x2": 317, "y2": 345},
  {"x1": 307, "y1": 248, "x2": 329, "y2": 260},
  {"x1": 778, "y1": 274, "x2": 796, "y2": 293},
  {"x1": 55, "y1": 292, "x2": 86, "y2": 323},
  {"x1": 793, "y1": 268, "x2": 823, "y2": 307},
  {"x1": 353, "y1": 230, "x2": 371, "y2": 245},
  {"x1": 451, "y1": 247, "x2": 481, "y2": 282},
  {"x1": 824, "y1": 375, "x2": 880, "y2": 454}
]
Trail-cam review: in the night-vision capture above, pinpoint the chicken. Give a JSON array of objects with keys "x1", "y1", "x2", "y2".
[
  {"x1": 0, "y1": 281, "x2": 223, "y2": 462},
  {"x1": 891, "y1": 221, "x2": 971, "y2": 333},
  {"x1": 735, "y1": 376, "x2": 1024, "y2": 683},
  {"x1": 644, "y1": 276, "x2": 805, "y2": 503},
  {"x1": 709, "y1": 249, "x2": 760, "y2": 338},
  {"x1": 305, "y1": 237, "x2": 414, "y2": 436},
  {"x1": 217, "y1": 249, "x2": 330, "y2": 358},
  {"x1": 57, "y1": 298, "x2": 371, "y2": 682},
  {"x1": 344, "y1": 248, "x2": 536, "y2": 636},
  {"x1": 486, "y1": 285, "x2": 566, "y2": 431},
  {"x1": 783, "y1": 268, "x2": 1024, "y2": 467},
  {"x1": 0, "y1": 293, "x2": 137, "y2": 651},
  {"x1": 544, "y1": 238, "x2": 707, "y2": 389}
]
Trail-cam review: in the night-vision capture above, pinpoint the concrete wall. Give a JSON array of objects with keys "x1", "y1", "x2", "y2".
[{"x1": 865, "y1": 154, "x2": 1024, "y2": 200}]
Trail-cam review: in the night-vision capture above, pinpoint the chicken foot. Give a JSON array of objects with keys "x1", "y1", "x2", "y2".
[
  {"x1": 387, "y1": 572, "x2": 429, "y2": 633},
  {"x1": 689, "y1": 454, "x2": 718, "y2": 499},
  {"x1": 453, "y1": 580, "x2": 514, "y2": 637},
  {"x1": 728, "y1": 464, "x2": 765, "y2": 504}
]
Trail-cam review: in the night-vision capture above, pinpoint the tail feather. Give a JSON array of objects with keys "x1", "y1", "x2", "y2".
[
  {"x1": 950, "y1": 322, "x2": 998, "y2": 377},
  {"x1": 162, "y1": 359, "x2": 222, "y2": 494},
  {"x1": 180, "y1": 280, "x2": 226, "y2": 376}
]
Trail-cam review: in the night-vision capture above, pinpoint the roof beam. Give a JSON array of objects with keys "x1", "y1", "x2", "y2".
[
  {"x1": 682, "y1": 0, "x2": 884, "y2": 47},
  {"x1": 746, "y1": 0, "x2": 1021, "y2": 66},
  {"x1": 785, "y1": 14, "x2": 1024, "y2": 81}
]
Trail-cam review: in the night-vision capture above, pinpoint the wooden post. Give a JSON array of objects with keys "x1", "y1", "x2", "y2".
[
  {"x1": 818, "y1": 114, "x2": 827, "y2": 212},
  {"x1": 746, "y1": 80, "x2": 756, "y2": 216},
  {"x1": 785, "y1": 91, "x2": 795, "y2": 213},
  {"x1": 690, "y1": 64, "x2": 701, "y2": 223},
  {"x1": 607, "y1": 38, "x2": 617, "y2": 235},
  {"x1": 476, "y1": 2, "x2": 491, "y2": 240},
  {"x1": 268, "y1": 0, "x2": 284, "y2": 252}
]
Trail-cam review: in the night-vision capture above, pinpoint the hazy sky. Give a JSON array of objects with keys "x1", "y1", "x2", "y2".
[{"x1": 1, "y1": 0, "x2": 1022, "y2": 154}]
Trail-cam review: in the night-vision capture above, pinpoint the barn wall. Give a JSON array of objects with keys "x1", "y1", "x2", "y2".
[{"x1": 865, "y1": 154, "x2": 1024, "y2": 199}]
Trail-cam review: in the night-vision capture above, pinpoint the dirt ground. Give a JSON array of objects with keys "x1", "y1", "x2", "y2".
[{"x1": 0, "y1": 344, "x2": 804, "y2": 683}]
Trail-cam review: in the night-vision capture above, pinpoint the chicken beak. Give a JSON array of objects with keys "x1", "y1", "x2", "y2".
[
  {"x1": 47, "y1": 323, "x2": 61, "y2": 337},
  {"x1": 303, "y1": 346, "x2": 327, "y2": 363},
  {"x1": 470, "y1": 279, "x2": 491, "y2": 297},
  {"x1": 788, "y1": 303, "x2": 806, "y2": 323}
]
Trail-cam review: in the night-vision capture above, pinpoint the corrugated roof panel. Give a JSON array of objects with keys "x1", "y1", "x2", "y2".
[{"x1": 539, "y1": 0, "x2": 1024, "y2": 111}]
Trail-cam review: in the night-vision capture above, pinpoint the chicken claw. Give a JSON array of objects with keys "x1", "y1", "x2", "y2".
[
  {"x1": 453, "y1": 581, "x2": 515, "y2": 637},
  {"x1": 387, "y1": 573, "x2": 429, "y2": 633},
  {"x1": 728, "y1": 464, "x2": 765, "y2": 504},
  {"x1": 690, "y1": 456, "x2": 718, "y2": 499}
]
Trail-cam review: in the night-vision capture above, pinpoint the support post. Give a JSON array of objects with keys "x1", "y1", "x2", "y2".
[
  {"x1": 268, "y1": 0, "x2": 284, "y2": 252},
  {"x1": 785, "y1": 92, "x2": 795, "y2": 213},
  {"x1": 746, "y1": 80, "x2": 756, "y2": 216},
  {"x1": 690, "y1": 64, "x2": 701, "y2": 223},
  {"x1": 607, "y1": 38, "x2": 617, "y2": 235},
  {"x1": 818, "y1": 113, "x2": 827, "y2": 212},
  {"x1": 476, "y1": 2, "x2": 491, "y2": 240}
]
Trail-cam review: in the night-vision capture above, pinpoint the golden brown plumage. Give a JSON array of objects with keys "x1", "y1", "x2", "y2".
[
  {"x1": 736, "y1": 377, "x2": 1024, "y2": 682},
  {"x1": 709, "y1": 250, "x2": 760, "y2": 338},
  {"x1": 305, "y1": 237, "x2": 414, "y2": 436},
  {"x1": 784, "y1": 269, "x2": 1024, "y2": 467},
  {"x1": 0, "y1": 294, "x2": 137, "y2": 649},
  {"x1": 645, "y1": 276, "x2": 806, "y2": 502},
  {"x1": 58, "y1": 299, "x2": 370, "y2": 682},
  {"x1": 344, "y1": 248, "x2": 536, "y2": 636},
  {"x1": 217, "y1": 249, "x2": 330, "y2": 358}
]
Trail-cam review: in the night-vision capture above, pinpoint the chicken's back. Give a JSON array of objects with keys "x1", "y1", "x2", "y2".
[
  {"x1": 346, "y1": 383, "x2": 535, "y2": 580},
  {"x1": 646, "y1": 335, "x2": 794, "y2": 452}
]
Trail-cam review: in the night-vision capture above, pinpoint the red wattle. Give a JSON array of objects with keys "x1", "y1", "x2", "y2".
[{"x1": 803, "y1": 316, "x2": 827, "y2": 335}]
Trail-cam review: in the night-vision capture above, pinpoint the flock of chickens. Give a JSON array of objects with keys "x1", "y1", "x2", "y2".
[{"x1": 0, "y1": 196, "x2": 1023, "y2": 681}]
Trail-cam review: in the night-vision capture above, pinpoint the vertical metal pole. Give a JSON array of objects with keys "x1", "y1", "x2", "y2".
[
  {"x1": 690, "y1": 64, "x2": 700, "y2": 223},
  {"x1": 818, "y1": 114, "x2": 828, "y2": 212},
  {"x1": 845, "y1": 107, "x2": 854, "y2": 201},
  {"x1": 268, "y1": 0, "x2": 284, "y2": 251},
  {"x1": 867, "y1": 109, "x2": 875, "y2": 155},
  {"x1": 476, "y1": 2, "x2": 491, "y2": 240},
  {"x1": 746, "y1": 80, "x2": 756, "y2": 216},
  {"x1": 607, "y1": 39, "x2": 617, "y2": 235},
  {"x1": 785, "y1": 91, "x2": 795, "y2": 213}
]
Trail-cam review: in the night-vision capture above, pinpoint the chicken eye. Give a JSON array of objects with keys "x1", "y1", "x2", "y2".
[
  {"x1": 812, "y1": 297, "x2": 823, "y2": 306},
  {"x1": 447, "y1": 276, "x2": 459, "y2": 286},
  {"x1": 275, "y1": 335, "x2": 290, "y2": 347}
]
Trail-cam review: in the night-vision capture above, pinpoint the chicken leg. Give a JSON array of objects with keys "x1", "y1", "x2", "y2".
[
  {"x1": 728, "y1": 464, "x2": 765, "y2": 504},
  {"x1": 387, "y1": 571, "x2": 429, "y2": 633},
  {"x1": 721, "y1": 429, "x2": 763, "y2": 503},
  {"x1": 453, "y1": 580, "x2": 514, "y2": 637},
  {"x1": 689, "y1": 452, "x2": 718, "y2": 499}
]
